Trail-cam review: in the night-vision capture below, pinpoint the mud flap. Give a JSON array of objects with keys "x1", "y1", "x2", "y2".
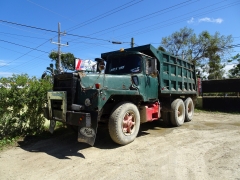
[
  {"x1": 49, "y1": 120, "x2": 56, "y2": 134},
  {"x1": 77, "y1": 112, "x2": 98, "y2": 146}
]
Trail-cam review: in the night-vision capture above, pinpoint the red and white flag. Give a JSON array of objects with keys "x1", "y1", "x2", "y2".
[
  {"x1": 75, "y1": 59, "x2": 96, "y2": 71},
  {"x1": 75, "y1": 58, "x2": 82, "y2": 70}
]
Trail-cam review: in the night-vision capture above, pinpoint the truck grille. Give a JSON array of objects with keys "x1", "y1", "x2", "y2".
[{"x1": 53, "y1": 73, "x2": 78, "y2": 110}]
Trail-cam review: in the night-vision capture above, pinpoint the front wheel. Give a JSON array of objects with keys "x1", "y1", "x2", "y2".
[{"x1": 108, "y1": 102, "x2": 140, "y2": 145}]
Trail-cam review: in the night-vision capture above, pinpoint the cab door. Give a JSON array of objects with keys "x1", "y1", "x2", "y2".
[{"x1": 145, "y1": 58, "x2": 158, "y2": 101}]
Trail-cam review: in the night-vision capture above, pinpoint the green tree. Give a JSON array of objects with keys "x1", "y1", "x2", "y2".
[
  {"x1": 160, "y1": 27, "x2": 233, "y2": 79},
  {"x1": 228, "y1": 53, "x2": 240, "y2": 78},
  {"x1": 49, "y1": 52, "x2": 75, "y2": 72},
  {"x1": 207, "y1": 54, "x2": 225, "y2": 79}
]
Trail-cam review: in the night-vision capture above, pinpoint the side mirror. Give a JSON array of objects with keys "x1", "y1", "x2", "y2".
[
  {"x1": 95, "y1": 58, "x2": 105, "y2": 73},
  {"x1": 146, "y1": 58, "x2": 158, "y2": 77},
  {"x1": 132, "y1": 76, "x2": 139, "y2": 86},
  {"x1": 98, "y1": 61, "x2": 105, "y2": 71}
]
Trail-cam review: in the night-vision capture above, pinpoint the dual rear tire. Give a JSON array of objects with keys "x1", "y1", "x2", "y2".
[
  {"x1": 170, "y1": 97, "x2": 194, "y2": 127},
  {"x1": 184, "y1": 97, "x2": 194, "y2": 122}
]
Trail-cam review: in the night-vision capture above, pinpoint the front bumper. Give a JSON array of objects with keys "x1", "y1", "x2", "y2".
[{"x1": 44, "y1": 91, "x2": 98, "y2": 146}]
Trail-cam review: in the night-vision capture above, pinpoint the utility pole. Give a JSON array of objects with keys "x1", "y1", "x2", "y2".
[
  {"x1": 51, "y1": 23, "x2": 68, "y2": 73},
  {"x1": 131, "y1": 37, "x2": 134, "y2": 48},
  {"x1": 58, "y1": 23, "x2": 61, "y2": 72}
]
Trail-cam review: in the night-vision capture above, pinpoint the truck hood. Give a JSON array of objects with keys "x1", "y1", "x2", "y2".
[{"x1": 79, "y1": 73, "x2": 132, "y2": 90}]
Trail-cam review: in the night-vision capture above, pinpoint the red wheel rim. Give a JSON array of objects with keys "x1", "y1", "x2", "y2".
[{"x1": 122, "y1": 111, "x2": 135, "y2": 135}]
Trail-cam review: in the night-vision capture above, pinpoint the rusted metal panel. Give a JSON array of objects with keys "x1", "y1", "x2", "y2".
[
  {"x1": 203, "y1": 97, "x2": 240, "y2": 112},
  {"x1": 202, "y1": 79, "x2": 240, "y2": 93}
]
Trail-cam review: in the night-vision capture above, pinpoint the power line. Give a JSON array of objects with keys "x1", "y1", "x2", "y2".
[
  {"x1": 0, "y1": 31, "x2": 49, "y2": 40},
  {"x1": 0, "y1": 19, "x2": 127, "y2": 43},
  {"x1": 0, "y1": 39, "x2": 50, "y2": 69},
  {"x1": 81, "y1": 0, "x2": 195, "y2": 38},
  {"x1": 27, "y1": 0, "x2": 78, "y2": 23},
  {"x1": 58, "y1": 0, "x2": 196, "y2": 53},
  {"x1": 65, "y1": 0, "x2": 195, "y2": 45},
  {"x1": 0, "y1": 45, "x2": 49, "y2": 60},
  {"x1": 0, "y1": 39, "x2": 49, "y2": 54},
  {"x1": 0, "y1": 19, "x2": 57, "y2": 33},
  {"x1": 114, "y1": 0, "x2": 240, "y2": 40},
  {"x1": 64, "y1": 0, "x2": 229, "y2": 50},
  {"x1": 0, "y1": 0, "x2": 139, "y2": 72},
  {"x1": 0, "y1": 0, "x2": 194, "y2": 51},
  {"x1": 67, "y1": 0, "x2": 144, "y2": 32},
  {"x1": 0, "y1": 1, "x2": 142, "y2": 75},
  {"x1": 67, "y1": 0, "x2": 108, "y2": 18},
  {"x1": 0, "y1": 32, "x2": 50, "y2": 45},
  {"x1": 1, "y1": 1, "x2": 238, "y2": 76},
  {"x1": 1, "y1": 52, "x2": 49, "y2": 73},
  {"x1": 0, "y1": 1, "x2": 143, "y2": 43}
]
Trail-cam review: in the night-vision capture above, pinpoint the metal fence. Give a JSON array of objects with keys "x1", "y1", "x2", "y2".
[{"x1": 201, "y1": 79, "x2": 240, "y2": 112}]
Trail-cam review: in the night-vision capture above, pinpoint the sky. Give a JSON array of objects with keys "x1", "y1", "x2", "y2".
[{"x1": 0, "y1": 0, "x2": 240, "y2": 78}]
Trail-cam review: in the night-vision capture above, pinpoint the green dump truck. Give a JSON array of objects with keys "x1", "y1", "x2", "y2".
[{"x1": 43, "y1": 44, "x2": 197, "y2": 146}]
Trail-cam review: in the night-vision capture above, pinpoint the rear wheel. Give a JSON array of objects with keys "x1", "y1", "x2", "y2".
[
  {"x1": 108, "y1": 102, "x2": 140, "y2": 145},
  {"x1": 170, "y1": 99, "x2": 185, "y2": 127},
  {"x1": 184, "y1": 97, "x2": 194, "y2": 122}
]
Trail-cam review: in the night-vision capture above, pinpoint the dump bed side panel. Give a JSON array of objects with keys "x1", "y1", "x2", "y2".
[{"x1": 159, "y1": 52, "x2": 196, "y2": 95}]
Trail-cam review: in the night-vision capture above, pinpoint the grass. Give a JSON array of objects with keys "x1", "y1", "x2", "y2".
[{"x1": 0, "y1": 137, "x2": 18, "y2": 150}]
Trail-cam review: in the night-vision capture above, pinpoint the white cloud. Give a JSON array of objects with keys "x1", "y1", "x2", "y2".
[
  {"x1": 198, "y1": 17, "x2": 223, "y2": 24},
  {"x1": 224, "y1": 64, "x2": 235, "y2": 71},
  {"x1": 223, "y1": 64, "x2": 236, "y2": 77},
  {"x1": 187, "y1": 17, "x2": 195, "y2": 24},
  {"x1": 0, "y1": 72, "x2": 14, "y2": 77},
  {"x1": 0, "y1": 60, "x2": 8, "y2": 66}
]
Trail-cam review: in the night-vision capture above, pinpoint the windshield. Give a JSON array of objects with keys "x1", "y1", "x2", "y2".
[{"x1": 105, "y1": 53, "x2": 142, "y2": 74}]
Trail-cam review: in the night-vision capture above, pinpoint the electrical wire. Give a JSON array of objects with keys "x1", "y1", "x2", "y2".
[
  {"x1": 0, "y1": 0, "x2": 144, "y2": 75},
  {"x1": 115, "y1": 1, "x2": 240, "y2": 39},
  {"x1": 67, "y1": 0, "x2": 144, "y2": 32},
  {"x1": 1, "y1": 1, "x2": 239, "y2": 75},
  {"x1": 27, "y1": 0, "x2": 78, "y2": 23},
  {"x1": 63, "y1": 0, "x2": 233, "y2": 51},
  {"x1": 0, "y1": 39, "x2": 49, "y2": 54},
  {"x1": 0, "y1": 19, "x2": 122, "y2": 42},
  {"x1": 1, "y1": 53, "x2": 49, "y2": 74},
  {"x1": 0, "y1": 0, "x2": 143, "y2": 48},
  {"x1": 81, "y1": 0, "x2": 195, "y2": 37},
  {"x1": 0, "y1": 45, "x2": 50, "y2": 59},
  {"x1": 0, "y1": 39, "x2": 50, "y2": 68},
  {"x1": 0, "y1": 31, "x2": 49, "y2": 40},
  {"x1": 65, "y1": 0, "x2": 196, "y2": 44}
]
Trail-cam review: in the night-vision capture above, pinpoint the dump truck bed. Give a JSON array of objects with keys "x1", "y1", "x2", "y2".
[{"x1": 101, "y1": 44, "x2": 197, "y2": 95}]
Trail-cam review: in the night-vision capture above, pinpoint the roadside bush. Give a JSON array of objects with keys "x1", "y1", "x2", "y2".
[{"x1": 0, "y1": 74, "x2": 52, "y2": 140}]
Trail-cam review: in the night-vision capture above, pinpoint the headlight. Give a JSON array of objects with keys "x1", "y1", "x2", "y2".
[{"x1": 85, "y1": 98, "x2": 91, "y2": 106}]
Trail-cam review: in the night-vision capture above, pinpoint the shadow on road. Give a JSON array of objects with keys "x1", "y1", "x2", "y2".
[{"x1": 17, "y1": 120, "x2": 171, "y2": 159}]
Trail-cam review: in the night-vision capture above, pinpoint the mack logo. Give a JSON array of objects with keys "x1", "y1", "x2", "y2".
[{"x1": 80, "y1": 127, "x2": 95, "y2": 138}]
